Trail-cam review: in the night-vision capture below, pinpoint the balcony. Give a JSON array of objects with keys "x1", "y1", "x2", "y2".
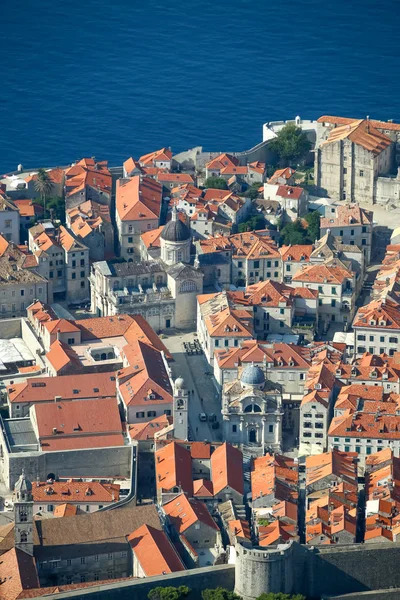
[{"x1": 109, "y1": 284, "x2": 171, "y2": 306}]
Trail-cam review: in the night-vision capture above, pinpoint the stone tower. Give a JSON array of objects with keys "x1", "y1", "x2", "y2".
[
  {"x1": 13, "y1": 470, "x2": 34, "y2": 556},
  {"x1": 160, "y1": 205, "x2": 191, "y2": 265},
  {"x1": 234, "y1": 541, "x2": 294, "y2": 600},
  {"x1": 173, "y1": 376, "x2": 189, "y2": 440}
]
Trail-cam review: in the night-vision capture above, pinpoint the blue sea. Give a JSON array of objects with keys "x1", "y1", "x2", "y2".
[{"x1": 1, "y1": 0, "x2": 398, "y2": 173}]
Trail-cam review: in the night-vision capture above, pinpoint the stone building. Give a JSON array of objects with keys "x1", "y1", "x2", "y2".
[
  {"x1": 0, "y1": 192, "x2": 20, "y2": 243},
  {"x1": 222, "y1": 364, "x2": 283, "y2": 451},
  {"x1": 314, "y1": 119, "x2": 394, "y2": 205},
  {"x1": 91, "y1": 206, "x2": 203, "y2": 330}
]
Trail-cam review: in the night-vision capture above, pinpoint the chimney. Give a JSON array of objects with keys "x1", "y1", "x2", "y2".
[{"x1": 56, "y1": 329, "x2": 61, "y2": 341}]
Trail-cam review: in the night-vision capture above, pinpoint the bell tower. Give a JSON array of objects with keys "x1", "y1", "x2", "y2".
[
  {"x1": 173, "y1": 377, "x2": 189, "y2": 440},
  {"x1": 13, "y1": 471, "x2": 34, "y2": 556}
]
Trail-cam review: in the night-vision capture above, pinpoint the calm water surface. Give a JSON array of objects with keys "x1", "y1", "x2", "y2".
[{"x1": 0, "y1": 0, "x2": 399, "y2": 172}]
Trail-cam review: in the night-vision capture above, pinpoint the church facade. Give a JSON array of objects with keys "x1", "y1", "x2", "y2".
[
  {"x1": 90, "y1": 206, "x2": 203, "y2": 330},
  {"x1": 222, "y1": 364, "x2": 283, "y2": 452}
]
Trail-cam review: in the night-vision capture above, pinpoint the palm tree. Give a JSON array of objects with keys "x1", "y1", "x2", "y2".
[{"x1": 34, "y1": 169, "x2": 53, "y2": 218}]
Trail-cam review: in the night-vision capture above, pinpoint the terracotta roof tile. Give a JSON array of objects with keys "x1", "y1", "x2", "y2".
[
  {"x1": 211, "y1": 442, "x2": 244, "y2": 496},
  {"x1": 155, "y1": 442, "x2": 193, "y2": 496},
  {"x1": 128, "y1": 524, "x2": 185, "y2": 576},
  {"x1": 163, "y1": 493, "x2": 219, "y2": 533}
]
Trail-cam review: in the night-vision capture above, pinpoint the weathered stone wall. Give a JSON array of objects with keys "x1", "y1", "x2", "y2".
[{"x1": 33, "y1": 564, "x2": 235, "y2": 600}]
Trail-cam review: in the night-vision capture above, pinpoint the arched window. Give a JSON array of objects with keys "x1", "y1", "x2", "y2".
[
  {"x1": 19, "y1": 509, "x2": 28, "y2": 523},
  {"x1": 107, "y1": 352, "x2": 114, "y2": 359},
  {"x1": 253, "y1": 404, "x2": 262, "y2": 413},
  {"x1": 101, "y1": 353, "x2": 107, "y2": 361},
  {"x1": 179, "y1": 280, "x2": 197, "y2": 293},
  {"x1": 177, "y1": 251, "x2": 182, "y2": 262},
  {"x1": 20, "y1": 532, "x2": 27, "y2": 543}
]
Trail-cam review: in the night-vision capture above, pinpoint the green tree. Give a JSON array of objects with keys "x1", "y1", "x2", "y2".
[
  {"x1": 280, "y1": 219, "x2": 309, "y2": 245},
  {"x1": 244, "y1": 182, "x2": 262, "y2": 200},
  {"x1": 148, "y1": 585, "x2": 191, "y2": 600},
  {"x1": 238, "y1": 215, "x2": 266, "y2": 233},
  {"x1": 35, "y1": 196, "x2": 65, "y2": 224},
  {"x1": 204, "y1": 176, "x2": 228, "y2": 190},
  {"x1": 34, "y1": 169, "x2": 53, "y2": 218},
  {"x1": 202, "y1": 588, "x2": 242, "y2": 600},
  {"x1": 303, "y1": 210, "x2": 320, "y2": 242},
  {"x1": 269, "y1": 124, "x2": 311, "y2": 166},
  {"x1": 256, "y1": 594, "x2": 305, "y2": 600}
]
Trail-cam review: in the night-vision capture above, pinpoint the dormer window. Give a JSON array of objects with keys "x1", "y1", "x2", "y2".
[
  {"x1": 379, "y1": 320, "x2": 386, "y2": 327},
  {"x1": 370, "y1": 320, "x2": 376, "y2": 326},
  {"x1": 370, "y1": 370, "x2": 378, "y2": 379},
  {"x1": 314, "y1": 383, "x2": 322, "y2": 390}
]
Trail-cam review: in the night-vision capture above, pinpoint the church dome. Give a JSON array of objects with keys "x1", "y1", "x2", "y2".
[
  {"x1": 161, "y1": 205, "x2": 190, "y2": 242},
  {"x1": 241, "y1": 364, "x2": 265, "y2": 387},
  {"x1": 161, "y1": 219, "x2": 190, "y2": 242},
  {"x1": 14, "y1": 471, "x2": 32, "y2": 493}
]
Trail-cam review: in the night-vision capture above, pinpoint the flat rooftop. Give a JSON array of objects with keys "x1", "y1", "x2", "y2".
[
  {"x1": 0, "y1": 337, "x2": 34, "y2": 370},
  {"x1": 71, "y1": 336, "x2": 126, "y2": 367},
  {"x1": 3, "y1": 418, "x2": 38, "y2": 452}
]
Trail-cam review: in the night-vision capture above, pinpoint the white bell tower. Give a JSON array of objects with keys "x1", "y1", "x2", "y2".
[
  {"x1": 173, "y1": 377, "x2": 189, "y2": 440},
  {"x1": 13, "y1": 471, "x2": 34, "y2": 556}
]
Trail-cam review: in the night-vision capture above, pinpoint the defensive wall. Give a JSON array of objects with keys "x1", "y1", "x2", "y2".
[
  {"x1": 235, "y1": 540, "x2": 400, "y2": 599},
  {"x1": 31, "y1": 540, "x2": 400, "y2": 600},
  {"x1": 33, "y1": 565, "x2": 235, "y2": 600}
]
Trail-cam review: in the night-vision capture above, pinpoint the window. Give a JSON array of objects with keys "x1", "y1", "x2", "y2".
[
  {"x1": 94, "y1": 573, "x2": 99, "y2": 581},
  {"x1": 268, "y1": 425, "x2": 273, "y2": 433},
  {"x1": 80, "y1": 270, "x2": 85, "y2": 278},
  {"x1": 49, "y1": 271, "x2": 54, "y2": 279},
  {"x1": 274, "y1": 271, "x2": 279, "y2": 278},
  {"x1": 350, "y1": 229, "x2": 355, "y2": 236},
  {"x1": 300, "y1": 373, "x2": 305, "y2": 380},
  {"x1": 72, "y1": 272, "x2": 76, "y2": 279},
  {"x1": 389, "y1": 337, "x2": 398, "y2": 344},
  {"x1": 369, "y1": 335, "x2": 374, "y2": 341},
  {"x1": 339, "y1": 230, "x2": 343, "y2": 236},
  {"x1": 343, "y1": 167, "x2": 347, "y2": 174},
  {"x1": 274, "y1": 261, "x2": 279, "y2": 267},
  {"x1": 86, "y1": 505, "x2": 90, "y2": 512},
  {"x1": 81, "y1": 557, "x2": 85, "y2": 564},
  {"x1": 362, "y1": 239, "x2": 366, "y2": 246},
  {"x1": 360, "y1": 170, "x2": 364, "y2": 177},
  {"x1": 357, "y1": 335, "x2": 366, "y2": 341},
  {"x1": 20, "y1": 289, "x2": 24, "y2": 297},
  {"x1": 318, "y1": 299, "x2": 322, "y2": 306},
  {"x1": 238, "y1": 261, "x2": 243, "y2": 268},
  {"x1": 80, "y1": 575, "x2": 86, "y2": 583},
  {"x1": 224, "y1": 340, "x2": 229, "y2": 347},
  {"x1": 67, "y1": 338, "x2": 75, "y2": 344},
  {"x1": 234, "y1": 339, "x2": 239, "y2": 347},
  {"x1": 57, "y1": 269, "x2": 62, "y2": 277},
  {"x1": 334, "y1": 438, "x2": 339, "y2": 442},
  {"x1": 128, "y1": 237, "x2": 133, "y2": 243},
  {"x1": 331, "y1": 299, "x2": 336, "y2": 307},
  {"x1": 254, "y1": 260, "x2": 259, "y2": 268},
  {"x1": 286, "y1": 265, "x2": 291, "y2": 272},
  {"x1": 80, "y1": 259, "x2": 85, "y2": 266},
  {"x1": 280, "y1": 308, "x2": 285, "y2": 315},
  {"x1": 279, "y1": 321, "x2": 284, "y2": 328},
  {"x1": 47, "y1": 505, "x2": 53, "y2": 512},
  {"x1": 315, "y1": 433, "x2": 323, "y2": 438},
  {"x1": 362, "y1": 226, "x2": 367, "y2": 233},
  {"x1": 232, "y1": 425, "x2": 237, "y2": 433},
  {"x1": 147, "y1": 411, "x2": 156, "y2": 417},
  {"x1": 357, "y1": 346, "x2": 366, "y2": 353},
  {"x1": 215, "y1": 339, "x2": 219, "y2": 347},
  {"x1": 318, "y1": 286, "x2": 323, "y2": 293},
  {"x1": 67, "y1": 559, "x2": 72, "y2": 566},
  {"x1": 5, "y1": 220, "x2": 12, "y2": 229},
  {"x1": 332, "y1": 287, "x2": 336, "y2": 295},
  {"x1": 136, "y1": 411, "x2": 145, "y2": 418},
  {"x1": 380, "y1": 336, "x2": 385, "y2": 343},
  {"x1": 267, "y1": 261, "x2": 271, "y2": 268},
  {"x1": 72, "y1": 260, "x2": 76, "y2": 268},
  {"x1": 345, "y1": 446, "x2": 350, "y2": 452}
]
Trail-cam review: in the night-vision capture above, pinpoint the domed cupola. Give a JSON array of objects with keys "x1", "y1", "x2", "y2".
[
  {"x1": 241, "y1": 363, "x2": 265, "y2": 389},
  {"x1": 161, "y1": 205, "x2": 191, "y2": 265}
]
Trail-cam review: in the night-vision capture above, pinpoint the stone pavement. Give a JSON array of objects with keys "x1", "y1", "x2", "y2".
[{"x1": 162, "y1": 331, "x2": 223, "y2": 443}]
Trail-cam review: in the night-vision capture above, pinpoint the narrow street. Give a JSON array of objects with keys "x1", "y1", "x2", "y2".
[{"x1": 162, "y1": 331, "x2": 223, "y2": 443}]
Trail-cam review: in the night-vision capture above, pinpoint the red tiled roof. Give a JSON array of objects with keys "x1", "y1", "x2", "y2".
[
  {"x1": 306, "y1": 450, "x2": 358, "y2": 487},
  {"x1": 190, "y1": 442, "x2": 211, "y2": 459},
  {"x1": 279, "y1": 244, "x2": 313, "y2": 262},
  {"x1": 64, "y1": 159, "x2": 111, "y2": 198},
  {"x1": 139, "y1": 147, "x2": 172, "y2": 166},
  {"x1": 163, "y1": 493, "x2": 219, "y2": 533},
  {"x1": 155, "y1": 442, "x2": 193, "y2": 496},
  {"x1": 128, "y1": 524, "x2": 185, "y2": 576},
  {"x1": 353, "y1": 298, "x2": 400, "y2": 330},
  {"x1": 211, "y1": 442, "x2": 244, "y2": 496},
  {"x1": 116, "y1": 176, "x2": 162, "y2": 222},
  {"x1": 276, "y1": 185, "x2": 304, "y2": 200},
  {"x1": 128, "y1": 414, "x2": 172, "y2": 441},
  {"x1": 206, "y1": 153, "x2": 239, "y2": 171},
  {"x1": 193, "y1": 479, "x2": 214, "y2": 498},
  {"x1": 320, "y1": 204, "x2": 373, "y2": 229},
  {"x1": 33, "y1": 398, "x2": 124, "y2": 451},
  {"x1": 7, "y1": 372, "x2": 116, "y2": 404},
  {"x1": 320, "y1": 119, "x2": 392, "y2": 155},
  {"x1": 31, "y1": 481, "x2": 119, "y2": 503},
  {"x1": 0, "y1": 548, "x2": 39, "y2": 600},
  {"x1": 318, "y1": 115, "x2": 400, "y2": 133},
  {"x1": 292, "y1": 264, "x2": 352, "y2": 284},
  {"x1": 140, "y1": 226, "x2": 163, "y2": 249},
  {"x1": 45, "y1": 340, "x2": 82, "y2": 374},
  {"x1": 117, "y1": 341, "x2": 172, "y2": 408},
  {"x1": 13, "y1": 199, "x2": 44, "y2": 218}
]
